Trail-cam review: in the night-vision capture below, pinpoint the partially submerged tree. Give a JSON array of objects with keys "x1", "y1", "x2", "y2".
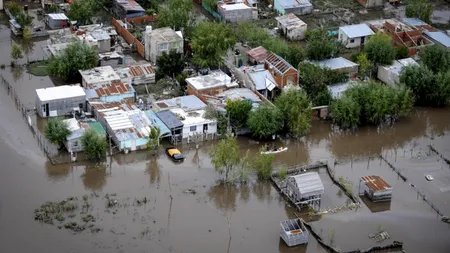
[
  {"x1": 252, "y1": 147, "x2": 275, "y2": 180},
  {"x1": 48, "y1": 41, "x2": 98, "y2": 81},
  {"x1": 433, "y1": 70, "x2": 450, "y2": 107},
  {"x1": 10, "y1": 43, "x2": 24, "y2": 65},
  {"x1": 45, "y1": 118, "x2": 71, "y2": 147},
  {"x1": 67, "y1": 0, "x2": 98, "y2": 25},
  {"x1": 157, "y1": 0, "x2": 193, "y2": 32},
  {"x1": 275, "y1": 89, "x2": 312, "y2": 138},
  {"x1": 156, "y1": 50, "x2": 185, "y2": 79},
  {"x1": 306, "y1": 29, "x2": 340, "y2": 61},
  {"x1": 363, "y1": 33, "x2": 396, "y2": 66},
  {"x1": 420, "y1": 45, "x2": 450, "y2": 73},
  {"x1": 81, "y1": 129, "x2": 107, "y2": 160},
  {"x1": 330, "y1": 95, "x2": 361, "y2": 130},
  {"x1": 16, "y1": 12, "x2": 34, "y2": 29},
  {"x1": 405, "y1": 0, "x2": 433, "y2": 24},
  {"x1": 210, "y1": 136, "x2": 247, "y2": 183},
  {"x1": 247, "y1": 102, "x2": 281, "y2": 139},
  {"x1": 146, "y1": 127, "x2": 162, "y2": 150},
  {"x1": 191, "y1": 21, "x2": 236, "y2": 68},
  {"x1": 224, "y1": 99, "x2": 252, "y2": 132}
]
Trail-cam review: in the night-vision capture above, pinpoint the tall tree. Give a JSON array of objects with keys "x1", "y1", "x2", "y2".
[
  {"x1": 210, "y1": 136, "x2": 247, "y2": 183},
  {"x1": 405, "y1": 0, "x2": 433, "y2": 24},
  {"x1": 81, "y1": 129, "x2": 107, "y2": 160},
  {"x1": 247, "y1": 102, "x2": 281, "y2": 139},
  {"x1": 363, "y1": 33, "x2": 396, "y2": 66},
  {"x1": 306, "y1": 29, "x2": 340, "y2": 61},
  {"x1": 15, "y1": 12, "x2": 33, "y2": 29},
  {"x1": 156, "y1": 50, "x2": 185, "y2": 79},
  {"x1": 224, "y1": 99, "x2": 253, "y2": 132},
  {"x1": 421, "y1": 45, "x2": 450, "y2": 73},
  {"x1": 191, "y1": 21, "x2": 236, "y2": 68},
  {"x1": 157, "y1": 0, "x2": 193, "y2": 32},
  {"x1": 48, "y1": 41, "x2": 98, "y2": 81},
  {"x1": 275, "y1": 89, "x2": 312, "y2": 138},
  {"x1": 330, "y1": 96, "x2": 361, "y2": 130},
  {"x1": 45, "y1": 118, "x2": 71, "y2": 147},
  {"x1": 146, "y1": 127, "x2": 162, "y2": 149},
  {"x1": 68, "y1": 0, "x2": 98, "y2": 25},
  {"x1": 399, "y1": 64, "x2": 438, "y2": 106}
]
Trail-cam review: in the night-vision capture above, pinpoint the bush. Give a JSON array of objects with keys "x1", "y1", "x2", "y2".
[
  {"x1": 275, "y1": 89, "x2": 312, "y2": 137},
  {"x1": 225, "y1": 99, "x2": 253, "y2": 132},
  {"x1": 420, "y1": 45, "x2": 450, "y2": 73},
  {"x1": 44, "y1": 118, "x2": 71, "y2": 146},
  {"x1": 331, "y1": 96, "x2": 361, "y2": 129},
  {"x1": 252, "y1": 147, "x2": 275, "y2": 180},
  {"x1": 399, "y1": 64, "x2": 443, "y2": 106},
  {"x1": 364, "y1": 33, "x2": 396, "y2": 66},
  {"x1": 395, "y1": 46, "x2": 409, "y2": 59},
  {"x1": 7, "y1": 2, "x2": 22, "y2": 17},
  {"x1": 247, "y1": 102, "x2": 282, "y2": 139},
  {"x1": 81, "y1": 129, "x2": 107, "y2": 160},
  {"x1": 278, "y1": 166, "x2": 288, "y2": 180},
  {"x1": 306, "y1": 29, "x2": 341, "y2": 60}
]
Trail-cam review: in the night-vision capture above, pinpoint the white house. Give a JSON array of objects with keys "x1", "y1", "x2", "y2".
[
  {"x1": 170, "y1": 107, "x2": 217, "y2": 143},
  {"x1": 339, "y1": 24, "x2": 375, "y2": 48},
  {"x1": 275, "y1": 14, "x2": 307, "y2": 41}
]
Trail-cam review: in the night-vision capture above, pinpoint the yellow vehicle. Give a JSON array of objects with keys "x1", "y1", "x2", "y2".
[{"x1": 166, "y1": 147, "x2": 184, "y2": 162}]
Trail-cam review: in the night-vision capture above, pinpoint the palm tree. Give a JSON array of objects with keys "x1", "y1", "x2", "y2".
[{"x1": 147, "y1": 126, "x2": 161, "y2": 150}]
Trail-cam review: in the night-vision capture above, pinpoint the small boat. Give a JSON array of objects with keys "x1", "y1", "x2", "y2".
[
  {"x1": 425, "y1": 175, "x2": 434, "y2": 181},
  {"x1": 261, "y1": 147, "x2": 288, "y2": 155},
  {"x1": 166, "y1": 147, "x2": 184, "y2": 162}
]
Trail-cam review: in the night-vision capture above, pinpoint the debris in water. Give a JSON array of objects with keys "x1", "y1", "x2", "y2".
[{"x1": 184, "y1": 188, "x2": 196, "y2": 194}]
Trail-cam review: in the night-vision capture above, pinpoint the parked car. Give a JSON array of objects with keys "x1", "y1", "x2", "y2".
[
  {"x1": 166, "y1": 148, "x2": 184, "y2": 162},
  {"x1": 425, "y1": 175, "x2": 434, "y2": 181}
]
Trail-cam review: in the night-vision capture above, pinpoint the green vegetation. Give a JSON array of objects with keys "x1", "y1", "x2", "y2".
[
  {"x1": 363, "y1": 33, "x2": 396, "y2": 66},
  {"x1": 15, "y1": 12, "x2": 33, "y2": 28},
  {"x1": 356, "y1": 53, "x2": 371, "y2": 79},
  {"x1": 306, "y1": 29, "x2": 341, "y2": 61},
  {"x1": 67, "y1": 0, "x2": 99, "y2": 25},
  {"x1": 146, "y1": 127, "x2": 161, "y2": 150},
  {"x1": 395, "y1": 46, "x2": 409, "y2": 60},
  {"x1": 45, "y1": 118, "x2": 71, "y2": 147},
  {"x1": 247, "y1": 102, "x2": 282, "y2": 139},
  {"x1": 210, "y1": 135, "x2": 248, "y2": 183},
  {"x1": 298, "y1": 62, "x2": 348, "y2": 106},
  {"x1": 7, "y1": 2, "x2": 22, "y2": 17},
  {"x1": 136, "y1": 0, "x2": 159, "y2": 12},
  {"x1": 278, "y1": 166, "x2": 288, "y2": 180},
  {"x1": 234, "y1": 22, "x2": 305, "y2": 67},
  {"x1": 252, "y1": 147, "x2": 275, "y2": 180},
  {"x1": 405, "y1": 0, "x2": 433, "y2": 24},
  {"x1": 81, "y1": 129, "x2": 107, "y2": 160},
  {"x1": 156, "y1": 50, "x2": 185, "y2": 79},
  {"x1": 157, "y1": 0, "x2": 193, "y2": 32},
  {"x1": 48, "y1": 4, "x2": 58, "y2": 13},
  {"x1": 28, "y1": 61, "x2": 50, "y2": 76},
  {"x1": 420, "y1": 45, "x2": 450, "y2": 73},
  {"x1": 48, "y1": 42, "x2": 98, "y2": 81},
  {"x1": 10, "y1": 43, "x2": 23, "y2": 65},
  {"x1": 191, "y1": 22, "x2": 235, "y2": 68},
  {"x1": 275, "y1": 89, "x2": 312, "y2": 138},
  {"x1": 203, "y1": 0, "x2": 218, "y2": 10},
  {"x1": 330, "y1": 82, "x2": 414, "y2": 129},
  {"x1": 225, "y1": 99, "x2": 253, "y2": 132}
]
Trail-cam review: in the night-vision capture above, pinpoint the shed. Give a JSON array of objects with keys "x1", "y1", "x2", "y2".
[
  {"x1": 315, "y1": 57, "x2": 359, "y2": 77},
  {"x1": 275, "y1": 14, "x2": 307, "y2": 41},
  {"x1": 90, "y1": 29, "x2": 111, "y2": 53},
  {"x1": 359, "y1": 175, "x2": 392, "y2": 202},
  {"x1": 274, "y1": 0, "x2": 313, "y2": 16},
  {"x1": 217, "y1": 3, "x2": 253, "y2": 23},
  {"x1": 285, "y1": 172, "x2": 324, "y2": 209},
  {"x1": 247, "y1": 46, "x2": 268, "y2": 64},
  {"x1": 280, "y1": 219, "x2": 309, "y2": 247},
  {"x1": 327, "y1": 81, "x2": 355, "y2": 99},
  {"x1": 338, "y1": 24, "x2": 375, "y2": 48},
  {"x1": 35, "y1": 85, "x2": 86, "y2": 118},
  {"x1": 46, "y1": 13, "x2": 69, "y2": 30},
  {"x1": 424, "y1": 31, "x2": 450, "y2": 51},
  {"x1": 377, "y1": 58, "x2": 417, "y2": 86}
]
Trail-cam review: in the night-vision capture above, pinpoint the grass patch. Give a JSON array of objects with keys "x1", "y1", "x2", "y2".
[{"x1": 28, "y1": 61, "x2": 50, "y2": 76}]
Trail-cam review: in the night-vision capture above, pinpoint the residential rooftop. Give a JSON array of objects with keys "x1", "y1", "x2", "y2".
[
  {"x1": 85, "y1": 81, "x2": 134, "y2": 98},
  {"x1": 380, "y1": 58, "x2": 418, "y2": 75},
  {"x1": 277, "y1": 0, "x2": 312, "y2": 9},
  {"x1": 186, "y1": 70, "x2": 238, "y2": 91},
  {"x1": 275, "y1": 14, "x2": 306, "y2": 30},
  {"x1": 247, "y1": 66, "x2": 277, "y2": 91},
  {"x1": 47, "y1": 13, "x2": 68, "y2": 20},
  {"x1": 155, "y1": 110, "x2": 183, "y2": 129},
  {"x1": 145, "y1": 110, "x2": 171, "y2": 137},
  {"x1": 424, "y1": 31, "x2": 450, "y2": 48},
  {"x1": 315, "y1": 57, "x2": 358, "y2": 70},
  {"x1": 115, "y1": 0, "x2": 145, "y2": 12},
  {"x1": 79, "y1": 66, "x2": 121, "y2": 85},
  {"x1": 339, "y1": 24, "x2": 375, "y2": 38},
  {"x1": 148, "y1": 27, "x2": 182, "y2": 42},
  {"x1": 170, "y1": 108, "x2": 215, "y2": 127},
  {"x1": 154, "y1": 95, "x2": 206, "y2": 112},
  {"x1": 247, "y1": 46, "x2": 268, "y2": 63},
  {"x1": 116, "y1": 63, "x2": 155, "y2": 79},
  {"x1": 36, "y1": 85, "x2": 85, "y2": 102},
  {"x1": 361, "y1": 175, "x2": 392, "y2": 192},
  {"x1": 101, "y1": 107, "x2": 152, "y2": 141},
  {"x1": 365, "y1": 19, "x2": 415, "y2": 32},
  {"x1": 218, "y1": 3, "x2": 251, "y2": 10},
  {"x1": 63, "y1": 118, "x2": 105, "y2": 140},
  {"x1": 265, "y1": 53, "x2": 295, "y2": 74}
]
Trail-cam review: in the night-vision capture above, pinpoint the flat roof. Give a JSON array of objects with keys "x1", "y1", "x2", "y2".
[
  {"x1": 47, "y1": 13, "x2": 69, "y2": 20},
  {"x1": 424, "y1": 31, "x2": 450, "y2": 48},
  {"x1": 275, "y1": 14, "x2": 306, "y2": 30},
  {"x1": 36, "y1": 85, "x2": 86, "y2": 102},
  {"x1": 401, "y1": 18, "x2": 429, "y2": 27},
  {"x1": 316, "y1": 57, "x2": 358, "y2": 70},
  {"x1": 155, "y1": 110, "x2": 183, "y2": 129},
  {"x1": 79, "y1": 66, "x2": 121, "y2": 85},
  {"x1": 339, "y1": 24, "x2": 375, "y2": 38},
  {"x1": 154, "y1": 95, "x2": 206, "y2": 112},
  {"x1": 380, "y1": 58, "x2": 418, "y2": 75},
  {"x1": 147, "y1": 27, "x2": 182, "y2": 43},
  {"x1": 219, "y1": 3, "x2": 251, "y2": 10},
  {"x1": 170, "y1": 108, "x2": 216, "y2": 127},
  {"x1": 327, "y1": 82, "x2": 353, "y2": 100},
  {"x1": 216, "y1": 88, "x2": 262, "y2": 103},
  {"x1": 90, "y1": 29, "x2": 110, "y2": 41},
  {"x1": 278, "y1": 0, "x2": 312, "y2": 9},
  {"x1": 186, "y1": 70, "x2": 238, "y2": 91},
  {"x1": 361, "y1": 175, "x2": 392, "y2": 192}
]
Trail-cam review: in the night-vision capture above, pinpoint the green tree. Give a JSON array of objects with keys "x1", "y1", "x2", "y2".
[
  {"x1": 225, "y1": 99, "x2": 253, "y2": 132},
  {"x1": 275, "y1": 89, "x2": 312, "y2": 138},
  {"x1": 434, "y1": 70, "x2": 450, "y2": 106},
  {"x1": 247, "y1": 102, "x2": 281, "y2": 139},
  {"x1": 204, "y1": 103, "x2": 218, "y2": 119},
  {"x1": 191, "y1": 21, "x2": 236, "y2": 68},
  {"x1": 7, "y1": 2, "x2": 22, "y2": 17},
  {"x1": 48, "y1": 41, "x2": 98, "y2": 81},
  {"x1": 21, "y1": 27, "x2": 34, "y2": 63},
  {"x1": 67, "y1": 0, "x2": 98, "y2": 25},
  {"x1": 252, "y1": 147, "x2": 275, "y2": 180},
  {"x1": 203, "y1": 0, "x2": 218, "y2": 10},
  {"x1": 210, "y1": 136, "x2": 247, "y2": 183},
  {"x1": 156, "y1": 50, "x2": 185, "y2": 79},
  {"x1": 146, "y1": 127, "x2": 162, "y2": 149},
  {"x1": 157, "y1": 0, "x2": 193, "y2": 32},
  {"x1": 364, "y1": 33, "x2": 396, "y2": 66},
  {"x1": 48, "y1": 4, "x2": 58, "y2": 13},
  {"x1": 10, "y1": 43, "x2": 23, "y2": 64},
  {"x1": 44, "y1": 118, "x2": 71, "y2": 147},
  {"x1": 330, "y1": 96, "x2": 360, "y2": 129},
  {"x1": 395, "y1": 46, "x2": 409, "y2": 60},
  {"x1": 81, "y1": 129, "x2": 107, "y2": 160},
  {"x1": 405, "y1": 0, "x2": 433, "y2": 24},
  {"x1": 16, "y1": 12, "x2": 33, "y2": 29},
  {"x1": 421, "y1": 45, "x2": 450, "y2": 73},
  {"x1": 399, "y1": 64, "x2": 437, "y2": 106},
  {"x1": 306, "y1": 29, "x2": 340, "y2": 61},
  {"x1": 356, "y1": 53, "x2": 371, "y2": 78}
]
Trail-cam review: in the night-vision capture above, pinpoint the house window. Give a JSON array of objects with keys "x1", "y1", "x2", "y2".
[
  {"x1": 350, "y1": 39, "x2": 355, "y2": 43},
  {"x1": 190, "y1": 126, "x2": 197, "y2": 132},
  {"x1": 159, "y1": 43, "x2": 168, "y2": 51},
  {"x1": 73, "y1": 141, "x2": 78, "y2": 147}
]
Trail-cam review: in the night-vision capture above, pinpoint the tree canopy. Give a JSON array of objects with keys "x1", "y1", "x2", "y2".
[
  {"x1": 275, "y1": 89, "x2": 312, "y2": 138},
  {"x1": 45, "y1": 118, "x2": 71, "y2": 147},
  {"x1": 81, "y1": 129, "x2": 107, "y2": 160},
  {"x1": 156, "y1": 50, "x2": 185, "y2": 79},
  {"x1": 420, "y1": 45, "x2": 450, "y2": 73},
  {"x1": 11, "y1": 43, "x2": 23, "y2": 63},
  {"x1": 330, "y1": 95, "x2": 361, "y2": 129},
  {"x1": 48, "y1": 41, "x2": 98, "y2": 81},
  {"x1": 68, "y1": 0, "x2": 98, "y2": 25},
  {"x1": 210, "y1": 136, "x2": 248, "y2": 183},
  {"x1": 363, "y1": 33, "x2": 396, "y2": 66},
  {"x1": 247, "y1": 102, "x2": 281, "y2": 139},
  {"x1": 405, "y1": 0, "x2": 433, "y2": 24},
  {"x1": 157, "y1": 0, "x2": 193, "y2": 32},
  {"x1": 16, "y1": 12, "x2": 34, "y2": 28},
  {"x1": 306, "y1": 29, "x2": 340, "y2": 61},
  {"x1": 252, "y1": 147, "x2": 275, "y2": 180},
  {"x1": 356, "y1": 53, "x2": 371, "y2": 79},
  {"x1": 191, "y1": 22, "x2": 235, "y2": 68},
  {"x1": 225, "y1": 99, "x2": 253, "y2": 132},
  {"x1": 146, "y1": 127, "x2": 161, "y2": 150}
]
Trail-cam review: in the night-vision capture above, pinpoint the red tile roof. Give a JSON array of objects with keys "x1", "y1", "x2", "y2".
[{"x1": 361, "y1": 175, "x2": 392, "y2": 192}]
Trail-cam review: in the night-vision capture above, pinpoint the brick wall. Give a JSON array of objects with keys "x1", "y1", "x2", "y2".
[
  {"x1": 126, "y1": 15, "x2": 159, "y2": 24},
  {"x1": 112, "y1": 18, "x2": 145, "y2": 58}
]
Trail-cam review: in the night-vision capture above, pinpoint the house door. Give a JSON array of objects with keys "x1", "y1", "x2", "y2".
[
  {"x1": 45, "y1": 103, "x2": 49, "y2": 117},
  {"x1": 361, "y1": 37, "x2": 365, "y2": 45},
  {"x1": 131, "y1": 140, "x2": 137, "y2": 151},
  {"x1": 203, "y1": 124, "x2": 208, "y2": 133}
]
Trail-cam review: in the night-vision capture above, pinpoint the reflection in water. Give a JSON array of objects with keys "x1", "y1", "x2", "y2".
[
  {"x1": 426, "y1": 108, "x2": 450, "y2": 135},
  {"x1": 251, "y1": 181, "x2": 272, "y2": 203},
  {"x1": 145, "y1": 156, "x2": 161, "y2": 186},
  {"x1": 192, "y1": 149, "x2": 200, "y2": 167},
  {"x1": 12, "y1": 66, "x2": 24, "y2": 82},
  {"x1": 80, "y1": 164, "x2": 108, "y2": 191},
  {"x1": 45, "y1": 161, "x2": 71, "y2": 182},
  {"x1": 360, "y1": 195, "x2": 391, "y2": 213},
  {"x1": 239, "y1": 183, "x2": 250, "y2": 203},
  {"x1": 208, "y1": 183, "x2": 239, "y2": 212}
]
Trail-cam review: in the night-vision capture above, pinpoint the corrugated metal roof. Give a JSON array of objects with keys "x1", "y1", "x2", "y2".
[
  {"x1": 247, "y1": 46, "x2": 268, "y2": 63},
  {"x1": 275, "y1": 14, "x2": 306, "y2": 30},
  {"x1": 102, "y1": 108, "x2": 152, "y2": 142},
  {"x1": 116, "y1": 0, "x2": 145, "y2": 12},
  {"x1": 87, "y1": 81, "x2": 134, "y2": 97},
  {"x1": 339, "y1": 24, "x2": 375, "y2": 38},
  {"x1": 265, "y1": 53, "x2": 294, "y2": 74},
  {"x1": 401, "y1": 18, "x2": 428, "y2": 27},
  {"x1": 277, "y1": 0, "x2": 312, "y2": 9},
  {"x1": 424, "y1": 31, "x2": 450, "y2": 48},
  {"x1": 155, "y1": 110, "x2": 183, "y2": 129},
  {"x1": 361, "y1": 175, "x2": 392, "y2": 192},
  {"x1": 155, "y1": 95, "x2": 206, "y2": 112},
  {"x1": 316, "y1": 57, "x2": 358, "y2": 70},
  {"x1": 249, "y1": 69, "x2": 277, "y2": 90},
  {"x1": 88, "y1": 122, "x2": 106, "y2": 136},
  {"x1": 145, "y1": 110, "x2": 172, "y2": 137},
  {"x1": 290, "y1": 172, "x2": 324, "y2": 196},
  {"x1": 48, "y1": 13, "x2": 69, "y2": 20}
]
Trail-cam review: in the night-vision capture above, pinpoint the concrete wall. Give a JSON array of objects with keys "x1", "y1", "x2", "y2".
[
  {"x1": 377, "y1": 66, "x2": 399, "y2": 86},
  {"x1": 279, "y1": 5, "x2": 314, "y2": 16},
  {"x1": 218, "y1": 7, "x2": 253, "y2": 23},
  {"x1": 181, "y1": 122, "x2": 217, "y2": 142},
  {"x1": 112, "y1": 18, "x2": 145, "y2": 58},
  {"x1": 36, "y1": 95, "x2": 86, "y2": 118},
  {"x1": 145, "y1": 32, "x2": 183, "y2": 63},
  {"x1": 285, "y1": 26, "x2": 307, "y2": 41},
  {"x1": 65, "y1": 138, "x2": 84, "y2": 153}
]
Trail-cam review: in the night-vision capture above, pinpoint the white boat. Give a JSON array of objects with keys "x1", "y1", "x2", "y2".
[
  {"x1": 425, "y1": 175, "x2": 434, "y2": 181},
  {"x1": 261, "y1": 147, "x2": 288, "y2": 155}
]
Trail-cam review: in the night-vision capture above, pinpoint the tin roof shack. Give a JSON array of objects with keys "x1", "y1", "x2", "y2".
[
  {"x1": 186, "y1": 70, "x2": 239, "y2": 103},
  {"x1": 377, "y1": 58, "x2": 418, "y2": 86},
  {"x1": 112, "y1": 0, "x2": 145, "y2": 19},
  {"x1": 63, "y1": 118, "x2": 106, "y2": 153},
  {"x1": 46, "y1": 13, "x2": 69, "y2": 30},
  {"x1": 96, "y1": 102, "x2": 153, "y2": 152},
  {"x1": 359, "y1": 175, "x2": 392, "y2": 202},
  {"x1": 247, "y1": 46, "x2": 268, "y2": 65},
  {"x1": 338, "y1": 24, "x2": 375, "y2": 48},
  {"x1": 247, "y1": 65, "x2": 279, "y2": 100},
  {"x1": 285, "y1": 172, "x2": 324, "y2": 210},
  {"x1": 366, "y1": 19, "x2": 434, "y2": 58},
  {"x1": 79, "y1": 66, "x2": 121, "y2": 87},
  {"x1": 36, "y1": 85, "x2": 86, "y2": 118},
  {"x1": 144, "y1": 27, "x2": 184, "y2": 63},
  {"x1": 327, "y1": 81, "x2": 357, "y2": 100},
  {"x1": 314, "y1": 57, "x2": 359, "y2": 77},
  {"x1": 275, "y1": 14, "x2": 307, "y2": 41},
  {"x1": 280, "y1": 219, "x2": 309, "y2": 247},
  {"x1": 264, "y1": 53, "x2": 299, "y2": 89},
  {"x1": 84, "y1": 81, "x2": 136, "y2": 103},
  {"x1": 217, "y1": 2, "x2": 254, "y2": 23},
  {"x1": 424, "y1": 31, "x2": 450, "y2": 51},
  {"x1": 115, "y1": 63, "x2": 156, "y2": 85},
  {"x1": 356, "y1": 0, "x2": 383, "y2": 8},
  {"x1": 274, "y1": 0, "x2": 313, "y2": 16}
]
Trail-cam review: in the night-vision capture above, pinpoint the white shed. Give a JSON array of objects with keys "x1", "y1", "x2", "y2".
[
  {"x1": 377, "y1": 58, "x2": 418, "y2": 86},
  {"x1": 285, "y1": 172, "x2": 324, "y2": 209},
  {"x1": 46, "y1": 13, "x2": 69, "y2": 30},
  {"x1": 275, "y1": 14, "x2": 307, "y2": 41},
  {"x1": 339, "y1": 24, "x2": 375, "y2": 48}
]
